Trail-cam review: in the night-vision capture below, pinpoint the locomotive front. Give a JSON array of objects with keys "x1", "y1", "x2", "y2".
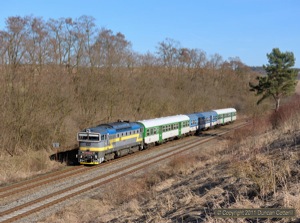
[{"x1": 77, "y1": 127, "x2": 109, "y2": 164}]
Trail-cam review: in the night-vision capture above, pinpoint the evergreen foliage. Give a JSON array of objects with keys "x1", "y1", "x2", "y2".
[{"x1": 249, "y1": 48, "x2": 298, "y2": 111}]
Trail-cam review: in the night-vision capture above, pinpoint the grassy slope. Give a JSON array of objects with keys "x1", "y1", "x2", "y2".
[{"x1": 42, "y1": 96, "x2": 300, "y2": 223}]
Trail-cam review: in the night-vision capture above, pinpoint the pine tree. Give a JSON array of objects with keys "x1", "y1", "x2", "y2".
[{"x1": 249, "y1": 48, "x2": 298, "y2": 111}]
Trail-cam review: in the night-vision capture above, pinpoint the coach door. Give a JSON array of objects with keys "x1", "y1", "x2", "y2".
[
  {"x1": 178, "y1": 122, "x2": 182, "y2": 137},
  {"x1": 159, "y1": 126, "x2": 163, "y2": 143}
]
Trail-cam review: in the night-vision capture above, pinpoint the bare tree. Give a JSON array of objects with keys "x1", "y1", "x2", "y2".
[
  {"x1": 157, "y1": 38, "x2": 180, "y2": 75},
  {"x1": 25, "y1": 16, "x2": 49, "y2": 75}
]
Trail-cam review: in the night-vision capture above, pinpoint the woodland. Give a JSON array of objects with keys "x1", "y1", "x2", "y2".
[{"x1": 0, "y1": 15, "x2": 265, "y2": 156}]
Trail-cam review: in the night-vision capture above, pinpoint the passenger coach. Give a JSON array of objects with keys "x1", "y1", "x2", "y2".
[
  {"x1": 137, "y1": 115, "x2": 190, "y2": 148},
  {"x1": 213, "y1": 108, "x2": 237, "y2": 125},
  {"x1": 186, "y1": 111, "x2": 218, "y2": 131}
]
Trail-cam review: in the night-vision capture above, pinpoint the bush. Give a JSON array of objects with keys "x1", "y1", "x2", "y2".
[{"x1": 270, "y1": 95, "x2": 300, "y2": 129}]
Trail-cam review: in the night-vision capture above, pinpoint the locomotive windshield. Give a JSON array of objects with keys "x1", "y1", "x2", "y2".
[{"x1": 77, "y1": 132, "x2": 100, "y2": 142}]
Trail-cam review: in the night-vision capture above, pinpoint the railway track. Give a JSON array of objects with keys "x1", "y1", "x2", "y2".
[
  {"x1": 0, "y1": 120, "x2": 248, "y2": 223},
  {"x1": 0, "y1": 136, "x2": 199, "y2": 200},
  {"x1": 0, "y1": 166, "x2": 86, "y2": 198}
]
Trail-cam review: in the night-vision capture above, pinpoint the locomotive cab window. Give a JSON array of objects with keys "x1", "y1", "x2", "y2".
[{"x1": 77, "y1": 133, "x2": 100, "y2": 142}]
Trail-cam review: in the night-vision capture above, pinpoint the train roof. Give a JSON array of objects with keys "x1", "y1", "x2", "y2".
[
  {"x1": 185, "y1": 113, "x2": 198, "y2": 120},
  {"x1": 82, "y1": 121, "x2": 141, "y2": 135},
  {"x1": 212, "y1": 108, "x2": 236, "y2": 114},
  {"x1": 186, "y1": 111, "x2": 217, "y2": 119},
  {"x1": 137, "y1": 115, "x2": 189, "y2": 128}
]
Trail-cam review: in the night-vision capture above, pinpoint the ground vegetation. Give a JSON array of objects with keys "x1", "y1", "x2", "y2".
[{"x1": 42, "y1": 94, "x2": 300, "y2": 223}]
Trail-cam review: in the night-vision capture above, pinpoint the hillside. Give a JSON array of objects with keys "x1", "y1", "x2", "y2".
[{"x1": 41, "y1": 95, "x2": 300, "y2": 223}]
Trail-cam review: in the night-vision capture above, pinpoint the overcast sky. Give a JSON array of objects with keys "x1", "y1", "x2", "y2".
[{"x1": 1, "y1": 0, "x2": 299, "y2": 67}]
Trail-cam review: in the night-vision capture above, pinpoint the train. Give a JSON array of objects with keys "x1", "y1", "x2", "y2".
[{"x1": 76, "y1": 108, "x2": 237, "y2": 164}]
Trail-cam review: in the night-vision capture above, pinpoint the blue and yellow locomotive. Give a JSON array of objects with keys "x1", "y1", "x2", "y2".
[{"x1": 77, "y1": 121, "x2": 143, "y2": 164}]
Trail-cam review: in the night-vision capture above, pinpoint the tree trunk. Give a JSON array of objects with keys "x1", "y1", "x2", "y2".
[{"x1": 275, "y1": 97, "x2": 280, "y2": 112}]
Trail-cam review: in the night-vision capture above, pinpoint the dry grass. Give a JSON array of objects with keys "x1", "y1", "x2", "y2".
[
  {"x1": 34, "y1": 96, "x2": 300, "y2": 222},
  {"x1": 0, "y1": 150, "x2": 64, "y2": 185}
]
